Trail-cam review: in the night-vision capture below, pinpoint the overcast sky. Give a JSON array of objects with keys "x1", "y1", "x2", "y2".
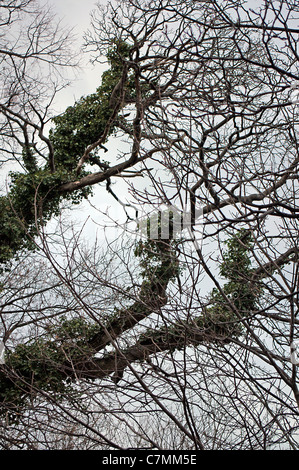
[
  {"x1": 48, "y1": 0, "x2": 107, "y2": 109},
  {"x1": 49, "y1": 0, "x2": 98, "y2": 24}
]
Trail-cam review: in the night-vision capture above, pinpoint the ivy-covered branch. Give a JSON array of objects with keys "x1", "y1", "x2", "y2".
[
  {"x1": 0, "y1": 41, "x2": 133, "y2": 269},
  {"x1": 0, "y1": 231, "x2": 262, "y2": 420}
]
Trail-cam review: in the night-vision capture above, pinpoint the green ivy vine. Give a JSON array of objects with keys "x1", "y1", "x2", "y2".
[
  {"x1": 139, "y1": 230, "x2": 259, "y2": 347},
  {"x1": 0, "y1": 230, "x2": 260, "y2": 421},
  {"x1": 0, "y1": 316, "x2": 101, "y2": 421},
  {"x1": 0, "y1": 41, "x2": 132, "y2": 269}
]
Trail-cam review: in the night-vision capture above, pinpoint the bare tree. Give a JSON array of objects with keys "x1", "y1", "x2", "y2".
[{"x1": 0, "y1": 0, "x2": 78, "y2": 171}]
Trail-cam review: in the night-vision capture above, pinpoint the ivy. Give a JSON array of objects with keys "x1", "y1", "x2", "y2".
[
  {"x1": 0, "y1": 317, "x2": 101, "y2": 421},
  {"x1": 134, "y1": 238, "x2": 180, "y2": 283},
  {"x1": 0, "y1": 231, "x2": 261, "y2": 420},
  {"x1": 0, "y1": 41, "x2": 132, "y2": 268},
  {"x1": 0, "y1": 39, "x2": 158, "y2": 269},
  {"x1": 49, "y1": 40, "x2": 133, "y2": 172},
  {"x1": 138, "y1": 231, "x2": 258, "y2": 347},
  {"x1": 219, "y1": 228, "x2": 253, "y2": 280},
  {"x1": 204, "y1": 230, "x2": 257, "y2": 336},
  {"x1": 22, "y1": 145, "x2": 38, "y2": 174},
  {"x1": 0, "y1": 168, "x2": 91, "y2": 269}
]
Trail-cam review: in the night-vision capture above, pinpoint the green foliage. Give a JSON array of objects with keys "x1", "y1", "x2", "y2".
[
  {"x1": 49, "y1": 40, "x2": 132, "y2": 172},
  {"x1": 138, "y1": 231, "x2": 258, "y2": 349},
  {"x1": 219, "y1": 228, "x2": 253, "y2": 280},
  {"x1": 205, "y1": 230, "x2": 257, "y2": 336},
  {"x1": 0, "y1": 41, "x2": 132, "y2": 268},
  {"x1": 134, "y1": 238, "x2": 180, "y2": 284},
  {"x1": 0, "y1": 169, "x2": 91, "y2": 268},
  {"x1": 9, "y1": 168, "x2": 91, "y2": 218},
  {"x1": 22, "y1": 145, "x2": 38, "y2": 173},
  {"x1": 49, "y1": 91, "x2": 109, "y2": 172},
  {"x1": 0, "y1": 195, "x2": 35, "y2": 267},
  {"x1": 0, "y1": 317, "x2": 100, "y2": 420},
  {"x1": 0, "y1": 231, "x2": 259, "y2": 418}
]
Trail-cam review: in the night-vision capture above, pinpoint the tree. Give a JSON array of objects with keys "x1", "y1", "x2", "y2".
[{"x1": 0, "y1": 0, "x2": 299, "y2": 450}]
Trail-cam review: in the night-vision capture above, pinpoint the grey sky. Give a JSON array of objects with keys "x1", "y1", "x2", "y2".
[
  {"x1": 49, "y1": 0, "x2": 98, "y2": 23},
  {"x1": 48, "y1": 0, "x2": 107, "y2": 109}
]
